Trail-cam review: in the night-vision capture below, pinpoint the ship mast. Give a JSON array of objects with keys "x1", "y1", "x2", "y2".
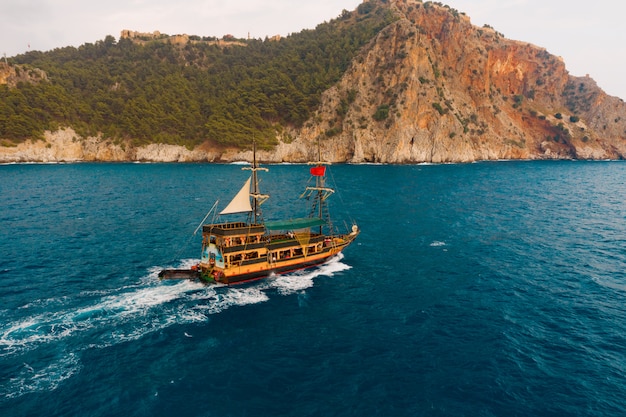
[
  {"x1": 243, "y1": 141, "x2": 268, "y2": 224},
  {"x1": 316, "y1": 141, "x2": 325, "y2": 222},
  {"x1": 303, "y1": 138, "x2": 334, "y2": 234}
]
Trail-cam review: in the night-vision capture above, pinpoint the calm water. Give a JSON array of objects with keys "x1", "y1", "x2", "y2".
[{"x1": 1, "y1": 161, "x2": 626, "y2": 417}]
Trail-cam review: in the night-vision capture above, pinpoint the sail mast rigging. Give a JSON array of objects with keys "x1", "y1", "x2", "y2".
[
  {"x1": 302, "y1": 138, "x2": 334, "y2": 234},
  {"x1": 242, "y1": 140, "x2": 268, "y2": 224}
]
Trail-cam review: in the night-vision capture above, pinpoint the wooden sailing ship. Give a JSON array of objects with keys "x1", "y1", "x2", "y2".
[{"x1": 159, "y1": 145, "x2": 359, "y2": 285}]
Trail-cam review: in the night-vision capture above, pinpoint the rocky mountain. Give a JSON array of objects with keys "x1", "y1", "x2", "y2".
[
  {"x1": 280, "y1": 0, "x2": 626, "y2": 163},
  {"x1": 1, "y1": 0, "x2": 625, "y2": 163}
]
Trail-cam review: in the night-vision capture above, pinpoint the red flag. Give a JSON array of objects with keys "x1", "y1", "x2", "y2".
[{"x1": 310, "y1": 165, "x2": 326, "y2": 176}]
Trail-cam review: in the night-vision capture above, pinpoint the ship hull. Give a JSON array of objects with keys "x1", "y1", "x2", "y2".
[
  {"x1": 202, "y1": 234, "x2": 356, "y2": 285},
  {"x1": 158, "y1": 232, "x2": 357, "y2": 286},
  {"x1": 208, "y1": 252, "x2": 339, "y2": 285}
]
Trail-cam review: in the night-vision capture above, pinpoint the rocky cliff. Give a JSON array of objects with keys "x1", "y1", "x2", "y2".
[
  {"x1": 0, "y1": 128, "x2": 235, "y2": 163},
  {"x1": 2, "y1": 0, "x2": 625, "y2": 163},
  {"x1": 0, "y1": 62, "x2": 47, "y2": 89},
  {"x1": 277, "y1": 0, "x2": 626, "y2": 163}
]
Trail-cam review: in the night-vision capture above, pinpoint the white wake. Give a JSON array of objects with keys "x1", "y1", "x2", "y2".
[{"x1": 0, "y1": 256, "x2": 351, "y2": 399}]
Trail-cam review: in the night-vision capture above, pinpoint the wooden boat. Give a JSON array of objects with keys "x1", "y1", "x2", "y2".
[{"x1": 159, "y1": 144, "x2": 359, "y2": 285}]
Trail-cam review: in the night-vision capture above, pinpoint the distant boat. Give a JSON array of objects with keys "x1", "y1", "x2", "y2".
[{"x1": 159, "y1": 143, "x2": 359, "y2": 285}]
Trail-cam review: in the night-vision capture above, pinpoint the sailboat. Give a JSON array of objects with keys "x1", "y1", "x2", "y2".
[{"x1": 159, "y1": 144, "x2": 359, "y2": 285}]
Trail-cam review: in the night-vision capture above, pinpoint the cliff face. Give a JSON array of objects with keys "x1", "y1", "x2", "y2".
[
  {"x1": 0, "y1": 62, "x2": 47, "y2": 88},
  {"x1": 0, "y1": 128, "x2": 229, "y2": 163},
  {"x1": 277, "y1": 0, "x2": 626, "y2": 163},
  {"x1": 2, "y1": 0, "x2": 625, "y2": 164}
]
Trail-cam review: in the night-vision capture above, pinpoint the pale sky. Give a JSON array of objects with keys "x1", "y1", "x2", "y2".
[{"x1": 2, "y1": 0, "x2": 625, "y2": 100}]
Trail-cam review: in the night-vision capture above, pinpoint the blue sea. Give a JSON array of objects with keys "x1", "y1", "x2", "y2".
[{"x1": 1, "y1": 161, "x2": 626, "y2": 417}]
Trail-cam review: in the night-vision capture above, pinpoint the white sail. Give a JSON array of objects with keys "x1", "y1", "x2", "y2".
[{"x1": 220, "y1": 177, "x2": 252, "y2": 215}]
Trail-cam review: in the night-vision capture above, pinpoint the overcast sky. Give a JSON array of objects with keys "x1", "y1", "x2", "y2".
[{"x1": 2, "y1": 0, "x2": 625, "y2": 99}]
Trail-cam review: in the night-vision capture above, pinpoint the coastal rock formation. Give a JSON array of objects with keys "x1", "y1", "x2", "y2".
[
  {"x1": 1, "y1": 0, "x2": 625, "y2": 164},
  {"x1": 275, "y1": 0, "x2": 626, "y2": 163},
  {"x1": 0, "y1": 128, "x2": 227, "y2": 163},
  {"x1": 0, "y1": 129, "x2": 125, "y2": 163}
]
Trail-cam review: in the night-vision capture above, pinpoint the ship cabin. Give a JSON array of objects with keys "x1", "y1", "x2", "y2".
[
  {"x1": 202, "y1": 222, "x2": 266, "y2": 269},
  {"x1": 264, "y1": 217, "x2": 330, "y2": 264},
  {"x1": 201, "y1": 217, "x2": 333, "y2": 273}
]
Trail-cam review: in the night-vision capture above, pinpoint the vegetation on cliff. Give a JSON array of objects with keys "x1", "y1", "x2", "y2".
[{"x1": 0, "y1": 1, "x2": 395, "y2": 149}]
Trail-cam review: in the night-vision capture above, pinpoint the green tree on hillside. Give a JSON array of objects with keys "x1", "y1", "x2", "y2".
[{"x1": 2, "y1": 0, "x2": 396, "y2": 148}]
